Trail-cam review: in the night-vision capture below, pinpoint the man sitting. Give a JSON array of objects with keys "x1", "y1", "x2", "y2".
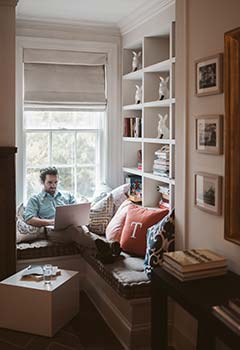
[
  {"x1": 24, "y1": 166, "x2": 121, "y2": 261},
  {"x1": 24, "y1": 166, "x2": 76, "y2": 227}
]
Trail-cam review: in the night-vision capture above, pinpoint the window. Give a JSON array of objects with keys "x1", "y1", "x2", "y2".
[{"x1": 23, "y1": 108, "x2": 105, "y2": 202}]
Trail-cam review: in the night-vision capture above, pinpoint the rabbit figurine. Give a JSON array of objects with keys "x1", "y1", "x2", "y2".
[
  {"x1": 157, "y1": 114, "x2": 169, "y2": 139},
  {"x1": 132, "y1": 51, "x2": 142, "y2": 72},
  {"x1": 159, "y1": 76, "x2": 169, "y2": 100},
  {"x1": 135, "y1": 84, "x2": 142, "y2": 104}
]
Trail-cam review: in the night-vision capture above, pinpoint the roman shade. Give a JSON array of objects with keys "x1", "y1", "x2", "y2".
[{"x1": 24, "y1": 49, "x2": 107, "y2": 106}]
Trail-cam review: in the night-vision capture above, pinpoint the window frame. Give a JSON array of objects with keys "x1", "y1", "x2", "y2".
[
  {"x1": 16, "y1": 36, "x2": 121, "y2": 205},
  {"x1": 23, "y1": 118, "x2": 103, "y2": 202}
]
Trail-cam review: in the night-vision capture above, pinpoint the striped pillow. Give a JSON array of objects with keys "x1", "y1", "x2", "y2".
[{"x1": 89, "y1": 193, "x2": 114, "y2": 235}]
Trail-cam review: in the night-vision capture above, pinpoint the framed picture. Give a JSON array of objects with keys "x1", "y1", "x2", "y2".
[
  {"x1": 195, "y1": 115, "x2": 223, "y2": 154},
  {"x1": 195, "y1": 53, "x2": 223, "y2": 96},
  {"x1": 194, "y1": 172, "x2": 222, "y2": 215}
]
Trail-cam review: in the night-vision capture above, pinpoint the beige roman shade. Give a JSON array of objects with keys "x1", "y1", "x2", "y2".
[{"x1": 24, "y1": 49, "x2": 107, "y2": 106}]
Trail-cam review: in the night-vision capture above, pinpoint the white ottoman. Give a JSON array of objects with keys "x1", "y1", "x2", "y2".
[{"x1": 0, "y1": 268, "x2": 79, "y2": 337}]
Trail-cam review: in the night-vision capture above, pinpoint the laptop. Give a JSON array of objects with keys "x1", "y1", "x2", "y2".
[{"x1": 47, "y1": 202, "x2": 91, "y2": 230}]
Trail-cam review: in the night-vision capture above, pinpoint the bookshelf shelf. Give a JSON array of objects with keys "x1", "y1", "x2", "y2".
[
  {"x1": 122, "y1": 167, "x2": 142, "y2": 176},
  {"x1": 123, "y1": 104, "x2": 143, "y2": 111},
  {"x1": 122, "y1": 137, "x2": 142, "y2": 142},
  {"x1": 123, "y1": 69, "x2": 143, "y2": 80},
  {"x1": 122, "y1": 21, "x2": 176, "y2": 208}
]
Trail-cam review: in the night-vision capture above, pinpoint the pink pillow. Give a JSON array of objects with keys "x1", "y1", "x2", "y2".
[
  {"x1": 106, "y1": 199, "x2": 132, "y2": 242},
  {"x1": 120, "y1": 205, "x2": 169, "y2": 257}
]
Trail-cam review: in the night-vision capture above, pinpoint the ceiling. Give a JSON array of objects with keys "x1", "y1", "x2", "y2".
[{"x1": 16, "y1": 0, "x2": 154, "y2": 27}]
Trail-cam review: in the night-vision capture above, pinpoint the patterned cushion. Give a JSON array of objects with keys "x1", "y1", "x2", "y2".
[
  {"x1": 89, "y1": 193, "x2": 114, "y2": 235},
  {"x1": 16, "y1": 203, "x2": 46, "y2": 243},
  {"x1": 144, "y1": 209, "x2": 175, "y2": 277},
  {"x1": 92, "y1": 184, "x2": 130, "y2": 214}
]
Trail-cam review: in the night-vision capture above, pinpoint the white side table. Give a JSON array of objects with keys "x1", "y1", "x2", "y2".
[{"x1": 0, "y1": 268, "x2": 79, "y2": 337}]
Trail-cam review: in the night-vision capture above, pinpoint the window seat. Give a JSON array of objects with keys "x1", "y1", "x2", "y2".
[{"x1": 17, "y1": 240, "x2": 81, "y2": 260}]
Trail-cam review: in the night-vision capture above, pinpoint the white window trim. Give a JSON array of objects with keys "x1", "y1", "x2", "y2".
[{"x1": 16, "y1": 36, "x2": 121, "y2": 205}]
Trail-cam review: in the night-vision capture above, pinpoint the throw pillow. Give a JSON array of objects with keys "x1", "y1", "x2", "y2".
[
  {"x1": 111, "y1": 183, "x2": 130, "y2": 214},
  {"x1": 89, "y1": 193, "x2": 114, "y2": 235},
  {"x1": 144, "y1": 209, "x2": 175, "y2": 277},
  {"x1": 16, "y1": 203, "x2": 46, "y2": 243},
  {"x1": 105, "y1": 199, "x2": 132, "y2": 242},
  {"x1": 92, "y1": 183, "x2": 130, "y2": 215},
  {"x1": 120, "y1": 205, "x2": 169, "y2": 257}
]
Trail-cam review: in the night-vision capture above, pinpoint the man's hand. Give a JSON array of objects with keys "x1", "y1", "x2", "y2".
[{"x1": 26, "y1": 217, "x2": 55, "y2": 227}]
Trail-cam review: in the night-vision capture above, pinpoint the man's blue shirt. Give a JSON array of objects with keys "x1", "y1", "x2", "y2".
[{"x1": 24, "y1": 190, "x2": 76, "y2": 222}]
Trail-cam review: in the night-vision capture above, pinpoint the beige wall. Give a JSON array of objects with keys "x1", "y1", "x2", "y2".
[
  {"x1": 0, "y1": 1, "x2": 16, "y2": 146},
  {"x1": 176, "y1": 0, "x2": 240, "y2": 274}
]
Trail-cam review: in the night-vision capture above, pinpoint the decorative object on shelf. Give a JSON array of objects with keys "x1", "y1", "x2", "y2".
[
  {"x1": 153, "y1": 146, "x2": 170, "y2": 177},
  {"x1": 132, "y1": 51, "x2": 142, "y2": 72},
  {"x1": 195, "y1": 53, "x2": 223, "y2": 96},
  {"x1": 159, "y1": 76, "x2": 169, "y2": 100},
  {"x1": 125, "y1": 175, "x2": 142, "y2": 203},
  {"x1": 157, "y1": 113, "x2": 169, "y2": 139},
  {"x1": 135, "y1": 84, "x2": 142, "y2": 104},
  {"x1": 194, "y1": 172, "x2": 222, "y2": 215},
  {"x1": 195, "y1": 115, "x2": 223, "y2": 154}
]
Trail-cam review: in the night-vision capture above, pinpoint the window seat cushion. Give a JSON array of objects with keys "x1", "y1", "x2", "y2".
[
  {"x1": 17, "y1": 240, "x2": 81, "y2": 260},
  {"x1": 82, "y1": 249, "x2": 150, "y2": 299}
]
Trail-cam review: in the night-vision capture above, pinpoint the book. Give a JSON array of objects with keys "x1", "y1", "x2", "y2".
[
  {"x1": 123, "y1": 118, "x2": 131, "y2": 137},
  {"x1": 212, "y1": 305, "x2": 240, "y2": 335},
  {"x1": 162, "y1": 261, "x2": 227, "y2": 281},
  {"x1": 21, "y1": 265, "x2": 61, "y2": 281},
  {"x1": 163, "y1": 249, "x2": 227, "y2": 273},
  {"x1": 229, "y1": 298, "x2": 240, "y2": 316}
]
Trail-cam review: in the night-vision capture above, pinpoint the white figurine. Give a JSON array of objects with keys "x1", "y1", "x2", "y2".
[
  {"x1": 132, "y1": 51, "x2": 142, "y2": 72},
  {"x1": 135, "y1": 84, "x2": 142, "y2": 104},
  {"x1": 159, "y1": 76, "x2": 169, "y2": 100},
  {"x1": 157, "y1": 114, "x2": 169, "y2": 139}
]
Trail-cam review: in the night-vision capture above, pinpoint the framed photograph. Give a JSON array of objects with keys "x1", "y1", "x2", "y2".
[
  {"x1": 194, "y1": 172, "x2": 222, "y2": 215},
  {"x1": 195, "y1": 115, "x2": 223, "y2": 154},
  {"x1": 195, "y1": 53, "x2": 223, "y2": 96}
]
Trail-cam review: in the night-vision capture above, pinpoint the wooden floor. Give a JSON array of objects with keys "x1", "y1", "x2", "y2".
[{"x1": 0, "y1": 291, "x2": 176, "y2": 349}]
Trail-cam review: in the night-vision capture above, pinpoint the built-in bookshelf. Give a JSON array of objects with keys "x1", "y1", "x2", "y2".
[{"x1": 122, "y1": 22, "x2": 176, "y2": 209}]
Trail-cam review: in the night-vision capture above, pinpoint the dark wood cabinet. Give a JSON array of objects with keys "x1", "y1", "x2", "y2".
[
  {"x1": 0, "y1": 147, "x2": 17, "y2": 280},
  {"x1": 151, "y1": 267, "x2": 240, "y2": 350}
]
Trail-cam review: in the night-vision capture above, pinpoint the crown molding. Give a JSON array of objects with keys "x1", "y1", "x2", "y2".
[
  {"x1": 119, "y1": 0, "x2": 175, "y2": 35},
  {"x1": 16, "y1": 18, "x2": 121, "y2": 39}
]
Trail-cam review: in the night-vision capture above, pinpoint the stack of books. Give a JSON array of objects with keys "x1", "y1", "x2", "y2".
[
  {"x1": 153, "y1": 147, "x2": 169, "y2": 177},
  {"x1": 157, "y1": 184, "x2": 170, "y2": 208},
  {"x1": 212, "y1": 298, "x2": 240, "y2": 335},
  {"x1": 123, "y1": 117, "x2": 142, "y2": 138},
  {"x1": 162, "y1": 249, "x2": 227, "y2": 282}
]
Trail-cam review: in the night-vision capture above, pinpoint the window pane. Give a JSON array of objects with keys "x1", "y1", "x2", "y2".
[
  {"x1": 26, "y1": 133, "x2": 49, "y2": 166},
  {"x1": 24, "y1": 110, "x2": 103, "y2": 130},
  {"x1": 76, "y1": 133, "x2": 97, "y2": 164},
  {"x1": 26, "y1": 168, "x2": 42, "y2": 199},
  {"x1": 24, "y1": 111, "x2": 50, "y2": 129},
  {"x1": 76, "y1": 167, "x2": 95, "y2": 199},
  {"x1": 57, "y1": 167, "x2": 74, "y2": 194},
  {"x1": 52, "y1": 132, "x2": 74, "y2": 165}
]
